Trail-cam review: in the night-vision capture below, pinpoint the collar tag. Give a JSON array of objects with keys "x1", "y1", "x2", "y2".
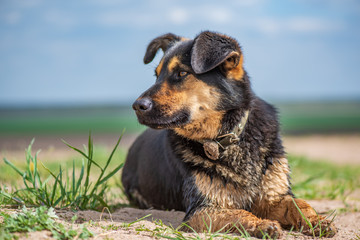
[{"x1": 203, "y1": 140, "x2": 220, "y2": 160}]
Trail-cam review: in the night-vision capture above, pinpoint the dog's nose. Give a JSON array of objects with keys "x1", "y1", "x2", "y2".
[{"x1": 132, "y1": 98, "x2": 153, "y2": 113}]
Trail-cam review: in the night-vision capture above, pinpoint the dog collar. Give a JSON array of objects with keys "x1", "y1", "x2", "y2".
[{"x1": 200, "y1": 110, "x2": 249, "y2": 161}]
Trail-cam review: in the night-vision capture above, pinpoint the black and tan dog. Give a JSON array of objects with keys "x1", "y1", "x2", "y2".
[{"x1": 122, "y1": 31, "x2": 336, "y2": 238}]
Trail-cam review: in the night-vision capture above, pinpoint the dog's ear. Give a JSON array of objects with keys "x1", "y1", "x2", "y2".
[
  {"x1": 143, "y1": 33, "x2": 182, "y2": 64},
  {"x1": 191, "y1": 31, "x2": 243, "y2": 76}
]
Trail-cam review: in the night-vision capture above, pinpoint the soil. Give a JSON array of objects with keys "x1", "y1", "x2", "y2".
[
  {"x1": 2, "y1": 200, "x2": 359, "y2": 239},
  {"x1": 283, "y1": 134, "x2": 360, "y2": 165},
  {"x1": 1, "y1": 133, "x2": 360, "y2": 239}
]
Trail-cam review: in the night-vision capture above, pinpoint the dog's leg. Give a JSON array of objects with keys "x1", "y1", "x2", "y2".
[
  {"x1": 252, "y1": 157, "x2": 336, "y2": 237},
  {"x1": 183, "y1": 208, "x2": 282, "y2": 238},
  {"x1": 265, "y1": 195, "x2": 337, "y2": 237}
]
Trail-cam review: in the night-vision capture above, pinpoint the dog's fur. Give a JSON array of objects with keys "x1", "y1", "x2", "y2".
[{"x1": 121, "y1": 31, "x2": 336, "y2": 238}]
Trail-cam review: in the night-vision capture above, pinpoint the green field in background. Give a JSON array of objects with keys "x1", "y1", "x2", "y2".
[
  {"x1": 0, "y1": 101, "x2": 359, "y2": 135},
  {"x1": 0, "y1": 105, "x2": 145, "y2": 135},
  {"x1": 277, "y1": 101, "x2": 360, "y2": 134}
]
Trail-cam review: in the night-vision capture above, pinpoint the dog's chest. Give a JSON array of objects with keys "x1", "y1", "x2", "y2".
[
  {"x1": 181, "y1": 144, "x2": 264, "y2": 209},
  {"x1": 193, "y1": 171, "x2": 253, "y2": 209}
]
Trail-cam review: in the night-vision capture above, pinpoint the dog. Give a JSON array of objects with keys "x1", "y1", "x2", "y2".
[{"x1": 121, "y1": 31, "x2": 336, "y2": 238}]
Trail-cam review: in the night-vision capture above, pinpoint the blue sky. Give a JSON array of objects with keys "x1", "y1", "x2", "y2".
[{"x1": 0, "y1": 0, "x2": 360, "y2": 106}]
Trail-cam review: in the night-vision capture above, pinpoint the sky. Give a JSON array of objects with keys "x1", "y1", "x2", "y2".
[{"x1": 0, "y1": 0, "x2": 360, "y2": 107}]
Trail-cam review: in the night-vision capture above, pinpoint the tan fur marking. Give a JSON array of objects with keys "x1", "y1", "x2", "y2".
[
  {"x1": 226, "y1": 54, "x2": 244, "y2": 80},
  {"x1": 251, "y1": 157, "x2": 336, "y2": 236},
  {"x1": 251, "y1": 157, "x2": 290, "y2": 218},
  {"x1": 174, "y1": 75, "x2": 224, "y2": 140},
  {"x1": 185, "y1": 208, "x2": 282, "y2": 238},
  {"x1": 194, "y1": 172, "x2": 245, "y2": 209},
  {"x1": 155, "y1": 59, "x2": 164, "y2": 76},
  {"x1": 264, "y1": 196, "x2": 336, "y2": 236},
  {"x1": 167, "y1": 56, "x2": 180, "y2": 72},
  {"x1": 259, "y1": 157, "x2": 290, "y2": 203},
  {"x1": 151, "y1": 81, "x2": 182, "y2": 114},
  {"x1": 152, "y1": 73, "x2": 223, "y2": 140}
]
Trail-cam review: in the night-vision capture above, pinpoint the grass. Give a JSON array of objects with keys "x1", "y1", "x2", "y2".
[
  {"x1": 290, "y1": 155, "x2": 360, "y2": 201},
  {"x1": 0, "y1": 134, "x2": 125, "y2": 210},
  {"x1": 0, "y1": 206, "x2": 93, "y2": 240},
  {"x1": 0, "y1": 144, "x2": 127, "y2": 185}
]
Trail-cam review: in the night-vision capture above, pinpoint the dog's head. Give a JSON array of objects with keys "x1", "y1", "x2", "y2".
[{"x1": 133, "y1": 31, "x2": 252, "y2": 140}]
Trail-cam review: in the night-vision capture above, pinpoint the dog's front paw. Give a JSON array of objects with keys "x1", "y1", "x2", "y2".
[
  {"x1": 302, "y1": 216, "x2": 337, "y2": 238},
  {"x1": 254, "y1": 220, "x2": 282, "y2": 239}
]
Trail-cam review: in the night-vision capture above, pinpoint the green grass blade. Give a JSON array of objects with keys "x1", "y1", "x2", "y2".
[
  {"x1": 88, "y1": 134, "x2": 123, "y2": 198},
  {"x1": 0, "y1": 190, "x2": 25, "y2": 205},
  {"x1": 23, "y1": 173, "x2": 31, "y2": 190},
  {"x1": 75, "y1": 160, "x2": 85, "y2": 194},
  {"x1": 61, "y1": 140, "x2": 102, "y2": 170},
  {"x1": 291, "y1": 197, "x2": 313, "y2": 234},
  {"x1": 53, "y1": 195, "x2": 64, "y2": 207},
  {"x1": 98, "y1": 163, "x2": 124, "y2": 186},
  {"x1": 3, "y1": 158, "x2": 25, "y2": 177},
  {"x1": 41, "y1": 162, "x2": 58, "y2": 179},
  {"x1": 25, "y1": 138, "x2": 35, "y2": 165},
  {"x1": 127, "y1": 214, "x2": 152, "y2": 227},
  {"x1": 50, "y1": 173, "x2": 61, "y2": 206},
  {"x1": 103, "y1": 132, "x2": 124, "y2": 170},
  {"x1": 32, "y1": 151, "x2": 39, "y2": 188},
  {"x1": 58, "y1": 166, "x2": 66, "y2": 202},
  {"x1": 88, "y1": 132, "x2": 93, "y2": 160},
  {"x1": 72, "y1": 160, "x2": 76, "y2": 200}
]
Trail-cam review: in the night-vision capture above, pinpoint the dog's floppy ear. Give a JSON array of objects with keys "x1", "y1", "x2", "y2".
[
  {"x1": 191, "y1": 31, "x2": 243, "y2": 76},
  {"x1": 143, "y1": 33, "x2": 182, "y2": 64}
]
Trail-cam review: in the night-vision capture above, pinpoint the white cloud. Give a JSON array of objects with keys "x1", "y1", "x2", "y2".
[
  {"x1": 286, "y1": 17, "x2": 343, "y2": 33},
  {"x1": 96, "y1": 11, "x2": 162, "y2": 27},
  {"x1": 168, "y1": 8, "x2": 189, "y2": 25},
  {"x1": 202, "y1": 7, "x2": 232, "y2": 24},
  {"x1": 259, "y1": 19, "x2": 279, "y2": 34},
  {"x1": 95, "y1": 4, "x2": 234, "y2": 28},
  {"x1": 254, "y1": 16, "x2": 343, "y2": 35}
]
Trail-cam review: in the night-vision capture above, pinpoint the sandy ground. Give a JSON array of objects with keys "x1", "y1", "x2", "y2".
[
  {"x1": 1, "y1": 133, "x2": 360, "y2": 239},
  {"x1": 2, "y1": 200, "x2": 359, "y2": 240},
  {"x1": 283, "y1": 134, "x2": 360, "y2": 165}
]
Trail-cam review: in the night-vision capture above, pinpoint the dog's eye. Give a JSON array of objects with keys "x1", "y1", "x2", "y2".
[{"x1": 177, "y1": 71, "x2": 188, "y2": 78}]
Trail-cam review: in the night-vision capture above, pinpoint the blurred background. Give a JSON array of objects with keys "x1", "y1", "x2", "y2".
[{"x1": 1, "y1": 0, "x2": 360, "y2": 164}]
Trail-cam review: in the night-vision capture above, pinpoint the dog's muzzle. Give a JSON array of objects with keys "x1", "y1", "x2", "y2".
[{"x1": 132, "y1": 97, "x2": 153, "y2": 114}]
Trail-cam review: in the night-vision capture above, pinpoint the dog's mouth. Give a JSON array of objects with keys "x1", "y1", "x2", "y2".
[{"x1": 136, "y1": 110, "x2": 190, "y2": 129}]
